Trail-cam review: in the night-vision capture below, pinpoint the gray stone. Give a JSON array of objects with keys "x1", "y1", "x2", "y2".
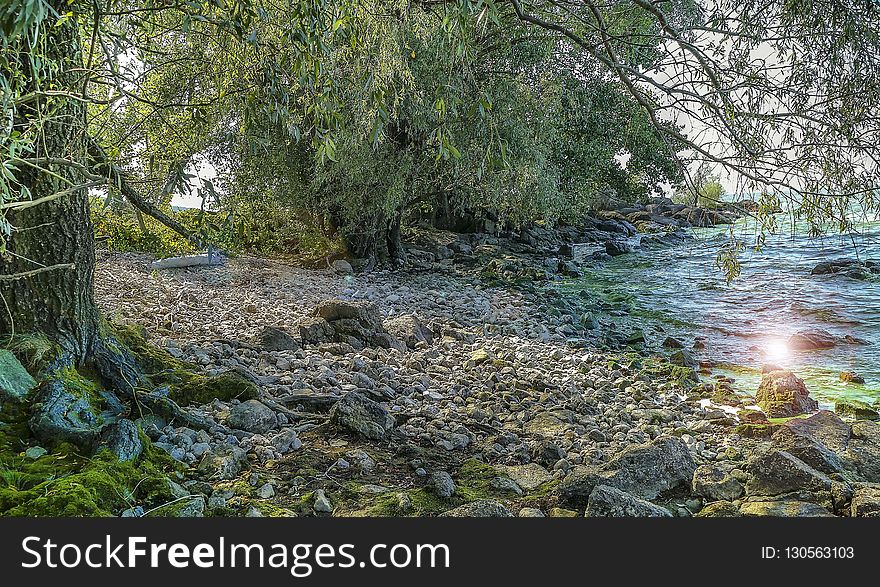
[
  {"x1": 331, "y1": 259, "x2": 354, "y2": 275},
  {"x1": 329, "y1": 391, "x2": 395, "y2": 440},
  {"x1": 0, "y1": 350, "x2": 36, "y2": 401},
  {"x1": 745, "y1": 450, "x2": 833, "y2": 497},
  {"x1": 692, "y1": 464, "x2": 744, "y2": 501},
  {"x1": 497, "y1": 463, "x2": 554, "y2": 491},
  {"x1": 429, "y1": 471, "x2": 456, "y2": 498},
  {"x1": 147, "y1": 496, "x2": 206, "y2": 518},
  {"x1": 256, "y1": 483, "x2": 275, "y2": 499},
  {"x1": 314, "y1": 489, "x2": 333, "y2": 513},
  {"x1": 270, "y1": 428, "x2": 302, "y2": 453},
  {"x1": 384, "y1": 314, "x2": 433, "y2": 349},
  {"x1": 559, "y1": 436, "x2": 696, "y2": 506},
  {"x1": 345, "y1": 448, "x2": 376, "y2": 474},
  {"x1": 518, "y1": 507, "x2": 545, "y2": 517},
  {"x1": 253, "y1": 326, "x2": 300, "y2": 352},
  {"x1": 740, "y1": 500, "x2": 834, "y2": 517},
  {"x1": 197, "y1": 445, "x2": 248, "y2": 480},
  {"x1": 851, "y1": 485, "x2": 880, "y2": 517},
  {"x1": 585, "y1": 485, "x2": 672, "y2": 517},
  {"x1": 490, "y1": 476, "x2": 523, "y2": 495},
  {"x1": 227, "y1": 400, "x2": 277, "y2": 434},
  {"x1": 440, "y1": 500, "x2": 513, "y2": 517}
]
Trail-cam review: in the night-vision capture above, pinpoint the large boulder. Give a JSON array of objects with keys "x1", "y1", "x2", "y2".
[
  {"x1": 846, "y1": 420, "x2": 880, "y2": 482},
  {"x1": 227, "y1": 399, "x2": 277, "y2": 434},
  {"x1": 585, "y1": 485, "x2": 671, "y2": 517},
  {"x1": 329, "y1": 391, "x2": 395, "y2": 440},
  {"x1": 439, "y1": 500, "x2": 513, "y2": 517},
  {"x1": 605, "y1": 240, "x2": 635, "y2": 256},
  {"x1": 788, "y1": 329, "x2": 837, "y2": 351},
  {"x1": 559, "y1": 436, "x2": 696, "y2": 506},
  {"x1": 0, "y1": 350, "x2": 36, "y2": 402},
  {"x1": 770, "y1": 411, "x2": 851, "y2": 476},
  {"x1": 755, "y1": 370, "x2": 817, "y2": 418},
  {"x1": 745, "y1": 450, "x2": 833, "y2": 497}
]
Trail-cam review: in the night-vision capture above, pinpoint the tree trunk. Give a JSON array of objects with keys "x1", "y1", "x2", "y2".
[
  {"x1": 386, "y1": 208, "x2": 406, "y2": 265},
  {"x1": 0, "y1": 2, "x2": 99, "y2": 363}
]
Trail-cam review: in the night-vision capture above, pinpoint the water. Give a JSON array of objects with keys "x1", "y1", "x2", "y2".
[{"x1": 563, "y1": 215, "x2": 880, "y2": 410}]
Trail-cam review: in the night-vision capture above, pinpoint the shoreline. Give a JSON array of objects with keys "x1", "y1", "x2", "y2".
[{"x1": 87, "y1": 207, "x2": 880, "y2": 518}]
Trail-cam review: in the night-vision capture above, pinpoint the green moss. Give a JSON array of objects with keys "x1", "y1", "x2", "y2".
[
  {"x1": 113, "y1": 323, "x2": 256, "y2": 406},
  {"x1": 2, "y1": 334, "x2": 62, "y2": 373},
  {"x1": 0, "y1": 440, "x2": 181, "y2": 516}
]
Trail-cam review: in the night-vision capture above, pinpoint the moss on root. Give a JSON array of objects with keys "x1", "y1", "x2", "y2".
[{"x1": 113, "y1": 323, "x2": 257, "y2": 406}]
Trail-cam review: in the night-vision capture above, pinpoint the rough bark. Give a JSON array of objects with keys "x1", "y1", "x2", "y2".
[{"x1": 0, "y1": 4, "x2": 99, "y2": 362}]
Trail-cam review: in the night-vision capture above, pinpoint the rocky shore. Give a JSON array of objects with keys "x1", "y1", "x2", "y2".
[{"x1": 4, "y1": 199, "x2": 874, "y2": 518}]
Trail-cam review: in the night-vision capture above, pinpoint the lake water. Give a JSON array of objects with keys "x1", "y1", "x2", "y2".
[{"x1": 564, "y1": 214, "x2": 880, "y2": 411}]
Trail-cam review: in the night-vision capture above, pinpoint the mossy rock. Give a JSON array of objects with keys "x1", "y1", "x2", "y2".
[
  {"x1": 0, "y1": 350, "x2": 37, "y2": 401},
  {"x1": 695, "y1": 500, "x2": 741, "y2": 517},
  {"x1": 835, "y1": 400, "x2": 879, "y2": 421}
]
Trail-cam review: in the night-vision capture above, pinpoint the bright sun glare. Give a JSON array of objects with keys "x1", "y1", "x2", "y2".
[{"x1": 764, "y1": 339, "x2": 790, "y2": 363}]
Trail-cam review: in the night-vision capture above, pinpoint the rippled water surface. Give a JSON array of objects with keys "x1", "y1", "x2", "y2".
[{"x1": 567, "y1": 216, "x2": 880, "y2": 409}]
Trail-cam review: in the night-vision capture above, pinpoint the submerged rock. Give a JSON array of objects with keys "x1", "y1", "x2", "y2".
[
  {"x1": 755, "y1": 370, "x2": 817, "y2": 418},
  {"x1": 585, "y1": 485, "x2": 671, "y2": 517},
  {"x1": 839, "y1": 371, "x2": 866, "y2": 385},
  {"x1": 329, "y1": 391, "x2": 395, "y2": 440},
  {"x1": 788, "y1": 329, "x2": 837, "y2": 351}
]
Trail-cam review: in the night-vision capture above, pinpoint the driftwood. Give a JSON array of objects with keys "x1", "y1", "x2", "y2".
[{"x1": 150, "y1": 252, "x2": 224, "y2": 270}]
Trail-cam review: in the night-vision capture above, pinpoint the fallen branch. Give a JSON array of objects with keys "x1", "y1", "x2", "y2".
[
  {"x1": 87, "y1": 139, "x2": 205, "y2": 250},
  {"x1": 0, "y1": 263, "x2": 75, "y2": 281}
]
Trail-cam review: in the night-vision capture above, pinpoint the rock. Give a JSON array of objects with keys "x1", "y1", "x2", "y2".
[
  {"x1": 839, "y1": 371, "x2": 866, "y2": 385},
  {"x1": 227, "y1": 400, "x2": 277, "y2": 434},
  {"x1": 0, "y1": 350, "x2": 36, "y2": 401},
  {"x1": 331, "y1": 259, "x2": 354, "y2": 274},
  {"x1": 851, "y1": 485, "x2": 880, "y2": 517},
  {"x1": 429, "y1": 471, "x2": 456, "y2": 498},
  {"x1": 692, "y1": 464, "x2": 744, "y2": 501},
  {"x1": 605, "y1": 240, "x2": 634, "y2": 256},
  {"x1": 745, "y1": 450, "x2": 833, "y2": 497},
  {"x1": 269, "y1": 428, "x2": 302, "y2": 453},
  {"x1": 147, "y1": 496, "x2": 206, "y2": 518},
  {"x1": 548, "y1": 507, "x2": 578, "y2": 517},
  {"x1": 384, "y1": 314, "x2": 433, "y2": 349},
  {"x1": 846, "y1": 420, "x2": 880, "y2": 481},
  {"x1": 28, "y1": 380, "x2": 101, "y2": 449},
  {"x1": 24, "y1": 446, "x2": 47, "y2": 459},
  {"x1": 835, "y1": 400, "x2": 877, "y2": 420},
  {"x1": 755, "y1": 370, "x2": 817, "y2": 418},
  {"x1": 518, "y1": 507, "x2": 545, "y2": 517},
  {"x1": 740, "y1": 500, "x2": 834, "y2": 517},
  {"x1": 497, "y1": 463, "x2": 554, "y2": 491},
  {"x1": 297, "y1": 316, "x2": 334, "y2": 345},
  {"x1": 96, "y1": 419, "x2": 143, "y2": 462},
  {"x1": 316, "y1": 299, "x2": 382, "y2": 328},
  {"x1": 695, "y1": 501, "x2": 742, "y2": 517},
  {"x1": 256, "y1": 483, "x2": 275, "y2": 499},
  {"x1": 253, "y1": 326, "x2": 300, "y2": 352},
  {"x1": 439, "y1": 500, "x2": 513, "y2": 517},
  {"x1": 197, "y1": 445, "x2": 248, "y2": 480},
  {"x1": 788, "y1": 329, "x2": 837, "y2": 351},
  {"x1": 559, "y1": 436, "x2": 696, "y2": 506},
  {"x1": 585, "y1": 485, "x2": 672, "y2": 517},
  {"x1": 490, "y1": 476, "x2": 523, "y2": 495},
  {"x1": 770, "y1": 410, "x2": 851, "y2": 476},
  {"x1": 313, "y1": 489, "x2": 333, "y2": 513},
  {"x1": 668, "y1": 349, "x2": 698, "y2": 369},
  {"x1": 344, "y1": 449, "x2": 376, "y2": 474},
  {"x1": 329, "y1": 391, "x2": 395, "y2": 440},
  {"x1": 662, "y1": 337, "x2": 684, "y2": 349}
]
